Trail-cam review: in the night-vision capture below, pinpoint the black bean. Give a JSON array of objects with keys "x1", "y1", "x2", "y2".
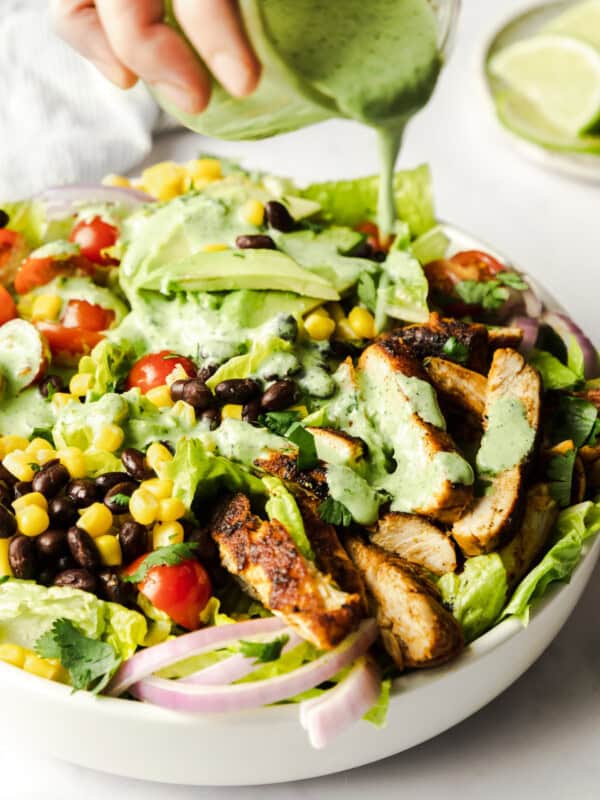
[
  {"x1": 197, "y1": 364, "x2": 217, "y2": 383},
  {"x1": 32, "y1": 461, "x2": 70, "y2": 498},
  {"x1": 121, "y1": 448, "x2": 152, "y2": 481},
  {"x1": 67, "y1": 526, "x2": 100, "y2": 570},
  {"x1": 264, "y1": 200, "x2": 295, "y2": 233},
  {"x1": 0, "y1": 463, "x2": 16, "y2": 487},
  {"x1": 0, "y1": 504, "x2": 17, "y2": 538},
  {"x1": 242, "y1": 398, "x2": 261, "y2": 424},
  {"x1": 182, "y1": 379, "x2": 213, "y2": 410},
  {"x1": 104, "y1": 481, "x2": 137, "y2": 514},
  {"x1": 185, "y1": 526, "x2": 218, "y2": 562},
  {"x1": 260, "y1": 379, "x2": 298, "y2": 412},
  {"x1": 54, "y1": 568, "x2": 98, "y2": 594},
  {"x1": 13, "y1": 481, "x2": 32, "y2": 498},
  {"x1": 36, "y1": 529, "x2": 68, "y2": 560},
  {"x1": 169, "y1": 379, "x2": 187, "y2": 402},
  {"x1": 235, "y1": 234, "x2": 276, "y2": 250},
  {"x1": 8, "y1": 535, "x2": 36, "y2": 579},
  {"x1": 118, "y1": 521, "x2": 147, "y2": 565},
  {"x1": 48, "y1": 496, "x2": 78, "y2": 527},
  {"x1": 38, "y1": 374, "x2": 64, "y2": 399},
  {"x1": 214, "y1": 378, "x2": 260, "y2": 404},
  {"x1": 0, "y1": 209, "x2": 9, "y2": 229},
  {"x1": 0, "y1": 481, "x2": 12, "y2": 508},
  {"x1": 37, "y1": 568, "x2": 56, "y2": 587},
  {"x1": 97, "y1": 569, "x2": 137, "y2": 606},
  {"x1": 95, "y1": 471, "x2": 129, "y2": 493},
  {"x1": 200, "y1": 408, "x2": 221, "y2": 430},
  {"x1": 56, "y1": 554, "x2": 76, "y2": 572},
  {"x1": 67, "y1": 478, "x2": 98, "y2": 508}
]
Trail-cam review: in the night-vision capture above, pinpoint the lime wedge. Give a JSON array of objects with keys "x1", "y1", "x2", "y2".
[
  {"x1": 543, "y1": 0, "x2": 600, "y2": 51},
  {"x1": 489, "y1": 34, "x2": 600, "y2": 135}
]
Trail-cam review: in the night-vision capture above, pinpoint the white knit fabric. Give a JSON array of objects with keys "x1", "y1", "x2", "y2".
[{"x1": 1, "y1": 0, "x2": 164, "y2": 200}]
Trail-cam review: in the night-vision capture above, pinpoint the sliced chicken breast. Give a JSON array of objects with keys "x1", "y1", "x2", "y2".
[
  {"x1": 424, "y1": 357, "x2": 487, "y2": 419},
  {"x1": 371, "y1": 512, "x2": 457, "y2": 575},
  {"x1": 395, "y1": 312, "x2": 489, "y2": 373}
]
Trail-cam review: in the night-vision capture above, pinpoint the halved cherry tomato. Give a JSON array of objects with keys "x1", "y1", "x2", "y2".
[
  {"x1": 449, "y1": 250, "x2": 505, "y2": 276},
  {"x1": 70, "y1": 217, "x2": 119, "y2": 265},
  {"x1": 0, "y1": 287, "x2": 17, "y2": 326},
  {"x1": 126, "y1": 351, "x2": 197, "y2": 394},
  {"x1": 36, "y1": 321, "x2": 103, "y2": 359},
  {"x1": 62, "y1": 299, "x2": 115, "y2": 332},
  {"x1": 355, "y1": 221, "x2": 393, "y2": 253},
  {"x1": 14, "y1": 257, "x2": 64, "y2": 295},
  {"x1": 0, "y1": 229, "x2": 27, "y2": 286},
  {"x1": 126, "y1": 556, "x2": 212, "y2": 631}
]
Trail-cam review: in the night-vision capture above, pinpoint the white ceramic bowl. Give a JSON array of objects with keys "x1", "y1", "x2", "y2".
[{"x1": 1, "y1": 224, "x2": 597, "y2": 786}]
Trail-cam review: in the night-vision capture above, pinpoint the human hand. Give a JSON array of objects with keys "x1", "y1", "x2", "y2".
[{"x1": 51, "y1": 0, "x2": 261, "y2": 113}]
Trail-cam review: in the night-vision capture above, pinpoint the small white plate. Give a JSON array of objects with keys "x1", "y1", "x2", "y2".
[
  {"x1": 0, "y1": 223, "x2": 598, "y2": 786},
  {"x1": 478, "y1": 1, "x2": 600, "y2": 183}
]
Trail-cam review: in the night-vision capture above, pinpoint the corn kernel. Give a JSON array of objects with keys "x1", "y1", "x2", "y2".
[
  {"x1": 93, "y1": 424, "x2": 124, "y2": 453},
  {"x1": 326, "y1": 302, "x2": 345, "y2": 322},
  {"x1": 241, "y1": 199, "x2": 264, "y2": 227},
  {"x1": 130, "y1": 488, "x2": 160, "y2": 526},
  {"x1": 0, "y1": 436, "x2": 29, "y2": 456},
  {"x1": 102, "y1": 173, "x2": 131, "y2": 188},
  {"x1": 141, "y1": 478, "x2": 173, "y2": 500},
  {"x1": 146, "y1": 385, "x2": 174, "y2": 409},
  {"x1": 31, "y1": 294, "x2": 62, "y2": 322},
  {"x1": 157, "y1": 497, "x2": 186, "y2": 522},
  {"x1": 12, "y1": 492, "x2": 48, "y2": 513},
  {"x1": 335, "y1": 318, "x2": 357, "y2": 341},
  {"x1": 348, "y1": 306, "x2": 376, "y2": 339},
  {"x1": 146, "y1": 442, "x2": 173, "y2": 476},
  {"x1": 3, "y1": 451, "x2": 35, "y2": 482},
  {"x1": 69, "y1": 373, "x2": 93, "y2": 397},
  {"x1": 25, "y1": 437, "x2": 54, "y2": 456},
  {"x1": 16, "y1": 505, "x2": 49, "y2": 537},
  {"x1": 187, "y1": 158, "x2": 222, "y2": 183},
  {"x1": 290, "y1": 405, "x2": 308, "y2": 419},
  {"x1": 171, "y1": 400, "x2": 196, "y2": 426},
  {"x1": 201, "y1": 242, "x2": 229, "y2": 253},
  {"x1": 165, "y1": 363, "x2": 191, "y2": 386},
  {"x1": 0, "y1": 643, "x2": 26, "y2": 668},
  {"x1": 57, "y1": 447, "x2": 87, "y2": 479},
  {"x1": 95, "y1": 534, "x2": 122, "y2": 566},
  {"x1": 0, "y1": 540, "x2": 13, "y2": 577},
  {"x1": 311, "y1": 306, "x2": 330, "y2": 318},
  {"x1": 37, "y1": 448, "x2": 58, "y2": 465},
  {"x1": 52, "y1": 392, "x2": 77, "y2": 412},
  {"x1": 141, "y1": 161, "x2": 186, "y2": 201},
  {"x1": 23, "y1": 652, "x2": 65, "y2": 682},
  {"x1": 152, "y1": 521, "x2": 185, "y2": 549},
  {"x1": 221, "y1": 404, "x2": 243, "y2": 420},
  {"x1": 304, "y1": 312, "x2": 336, "y2": 341},
  {"x1": 78, "y1": 503, "x2": 113, "y2": 538}
]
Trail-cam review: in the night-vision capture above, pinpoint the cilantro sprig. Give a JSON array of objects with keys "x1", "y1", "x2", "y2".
[
  {"x1": 109, "y1": 492, "x2": 131, "y2": 509},
  {"x1": 455, "y1": 272, "x2": 528, "y2": 311},
  {"x1": 259, "y1": 410, "x2": 301, "y2": 437},
  {"x1": 547, "y1": 450, "x2": 576, "y2": 507},
  {"x1": 123, "y1": 542, "x2": 199, "y2": 583},
  {"x1": 286, "y1": 422, "x2": 318, "y2": 470},
  {"x1": 238, "y1": 635, "x2": 289, "y2": 663},
  {"x1": 318, "y1": 497, "x2": 353, "y2": 527},
  {"x1": 442, "y1": 336, "x2": 469, "y2": 364}
]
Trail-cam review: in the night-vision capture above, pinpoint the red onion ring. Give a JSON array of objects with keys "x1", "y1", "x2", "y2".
[
  {"x1": 36, "y1": 184, "x2": 153, "y2": 220},
  {"x1": 542, "y1": 311, "x2": 600, "y2": 379}
]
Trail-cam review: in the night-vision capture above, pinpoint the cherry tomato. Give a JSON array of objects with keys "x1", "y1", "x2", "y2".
[
  {"x1": 13, "y1": 253, "x2": 94, "y2": 295},
  {"x1": 126, "y1": 351, "x2": 197, "y2": 394},
  {"x1": 355, "y1": 221, "x2": 393, "y2": 253},
  {"x1": 70, "y1": 217, "x2": 119, "y2": 265},
  {"x1": 36, "y1": 321, "x2": 104, "y2": 360},
  {"x1": 126, "y1": 557, "x2": 212, "y2": 631},
  {"x1": 0, "y1": 287, "x2": 17, "y2": 326},
  {"x1": 62, "y1": 299, "x2": 115, "y2": 332},
  {"x1": 0, "y1": 229, "x2": 27, "y2": 286},
  {"x1": 449, "y1": 250, "x2": 505, "y2": 277}
]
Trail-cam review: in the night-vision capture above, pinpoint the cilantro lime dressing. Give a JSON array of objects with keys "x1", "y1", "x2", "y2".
[
  {"x1": 325, "y1": 464, "x2": 380, "y2": 526},
  {"x1": 476, "y1": 396, "x2": 536, "y2": 475},
  {"x1": 0, "y1": 388, "x2": 55, "y2": 439}
]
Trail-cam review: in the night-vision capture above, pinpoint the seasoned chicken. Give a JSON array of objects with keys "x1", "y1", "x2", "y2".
[
  {"x1": 395, "y1": 312, "x2": 489, "y2": 373},
  {"x1": 371, "y1": 512, "x2": 457, "y2": 576},
  {"x1": 452, "y1": 348, "x2": 541, "y2": 556},
  {"x1": 254, "y1": 451, "x2": 328, "y2": 499},
  {"x1": 499, "y1": 484, "x2": 557, "y2": 590},
  {"x1": 488, "y1": 326, "x2": 524, "y2": 351},
  {"x1": 307, "y1": 427, "x2": 366, "y2": 469},
  {"x1": 358, "y1": 338, "x2": 473, "y2": 523},
  {"x1": 210, "y1": 493, "x2": 362, "y2": 649},
  {"x1": 424, "y1": 357, "x2": 487, "y2": 419},
  {"x1": 346, "y1": 536, "x2": 463, "y2": 670}
]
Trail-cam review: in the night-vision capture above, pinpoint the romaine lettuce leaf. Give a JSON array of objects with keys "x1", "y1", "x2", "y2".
[
  {"x1": 76, "y1": 339, "x2": 135, "y2": 401},
  {"x1": 206, "y1": 337, "x2": 296, "y2": 391},
  {"x1": 528, "y1": 349, "x2": 581, "y2": 390},
  {"x1": 3, "y1": 200, "x2": 70, "y2": 248},
  {"x1": 378, "y1": 233, "x2": 429, "y2": 323},
  {"x1": 263, "y1": 475, "x2": 315, "y2": 560}
]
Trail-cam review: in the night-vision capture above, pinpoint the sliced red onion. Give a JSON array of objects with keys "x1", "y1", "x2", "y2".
[
  {"x1": 36, "y1": 184, "x2": 153, "y2": 220},
  {"x1": 299, "y1": 658, "x2": 381, "y2": 749},
  {"x1": 107, "y1": 617, "x2": 286, "y2": 697},
  {"x1": 510, "y1": 315, "x2": 540, "y2": 355},
  {"x1": 523, "y1": 288, "x2": 543, "y2": 319},
  {"x1": 542, "y1": 311, "x2": 600, "y2": 379},
  {"x1": 182, "y1": 630, "x2": 303, "y2": 686},
  {"x1": 128, "y1": 619, "x2": 378, "y2": 713}
]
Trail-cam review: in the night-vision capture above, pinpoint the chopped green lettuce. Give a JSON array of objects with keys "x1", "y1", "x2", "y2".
[
  {"x1": 528, "y1": 349, "x2": 581, "y2": 390},
  {"x1": 76, "y1": 339, "x2": 135, "y2": 401},
  {"x1": 263, "y1": 475, "x2": 315, "y2": 560},
  {"x1": 378, "y1": 229, "x2": 429, "y2": 323},
  {"x1": 3, "y1": 200, "x2": 70, "y2": 248},
  {"x1": 410, "y1": 225, "x2": 450, "y2": 264},
  {"x1": 206, "y1": 337, "x2": 295, "y2": 391}
]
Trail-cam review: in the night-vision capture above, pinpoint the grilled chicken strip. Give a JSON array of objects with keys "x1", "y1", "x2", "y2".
[
  {"x1": 210, "y1": 493, "x2": 362, "y2": 649},
  {"x1": 452, "y1": 348, "x2": 541, "y2": 556},
  {"x1": 307, "y1": 427, "x2": 366, "y2": 469},
  {"x1": 424, "y1": 357, "x2": 487, "y2": 419},
  {"x1": 488, "y1": 326, "x2": 524, "y2": 351},
  {"x1": 346, "y1": 536, "x2": 463, "y2": 670},
  {"x1": 499, "y1": 483, "x2": 558, "y2": 591},
  {"x1": 358, "y1": 337, "x2": 473, "y2": 523},
  {"x1": 371, "y1": 513, "x2": 457, "y2": 576},
  {"x1": 395, "y1": 312, "x2": 489, "y2": 373},
  {"x1": 254, "y1": 451, "x2": 328, "y2": 499}
]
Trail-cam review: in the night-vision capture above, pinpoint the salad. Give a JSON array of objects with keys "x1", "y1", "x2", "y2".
[{"x1": 0, "y1": 157, "x2": 599, "y2": 749}]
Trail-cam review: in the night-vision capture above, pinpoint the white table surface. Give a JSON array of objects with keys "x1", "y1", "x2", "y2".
[{"x1": 3, "y1": 1, "x2": 600, "y2": 797}]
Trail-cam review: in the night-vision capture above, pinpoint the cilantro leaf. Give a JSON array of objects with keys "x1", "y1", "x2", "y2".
[
  {"x1": 123, "y1": 542, "x2": 199, "y2": 583},
  {"x1": 588, "y1": 418, "x2": 600, "y2": 447},
  {"x1": 442, "y1": 336, "x2": 469, "y2": 364},
  {"x1": 238, "y1": 635, "x2": 289, "y2": 663},
  {"x1": 536, "y1": 325, "x2": 568, "y2": 363},
  {"x1": 547, "y1": 450, "x2": 576, "y2": 507},
  {"x1": 28, "y1": 462, "x2": 42, "y2": 473},
  {"x1": 109, "y1": 492, "x2": 131, "y2": 509},
  {"x1": 259, "y1": 410, "x2": 301, "y2": 437},
  {"x1": 454, "y1": 280, "x2": 509, "y2": 311},
  {"x1": 31, "y1": 427, "x2": 54, "y2": 445},
  {"x1": 550, "y1": 396, "x2": 598, "y2": 449},
  {"x1": 0, "y1": 576, "x2": 10, "y2": 586},
  {"x1": 35, "y1": 619, "x2": 121, "y2": 694},
  {"x1": 357, "y1": 273, "x2": 378, "y2": 313},
  {"x1": 286, "y1": 422, "x2": 318, "y2": 470},
  {"x1": 318, "y1": 497, "x2": 353, "y2": 527},
  {"x1": 497, "y1": 271, "x2": 529, "y2": 290}
]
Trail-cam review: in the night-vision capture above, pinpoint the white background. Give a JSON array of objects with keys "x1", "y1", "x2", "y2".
[{"x1": 3, "y1": 0, "x2": 600, "y2": 797}]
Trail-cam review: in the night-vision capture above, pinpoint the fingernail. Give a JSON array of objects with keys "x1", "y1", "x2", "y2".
[
  {"x1": 152, "y1": 81, "x2": 206, "y2": 114},
  {"x1": 211, "y1": 52, "x2": 254, "y2": 97}
]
